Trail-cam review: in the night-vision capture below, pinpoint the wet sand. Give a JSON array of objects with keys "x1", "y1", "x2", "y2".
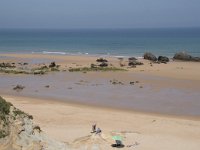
[{"x1": 0, "y1": 53, "x2": 200, "y2": 116}]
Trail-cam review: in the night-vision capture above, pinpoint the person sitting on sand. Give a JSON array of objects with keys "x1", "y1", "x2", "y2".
[
  {"x1": 91, "y1": 123, "x2": 96, "y2": 133},
  {"x1": 96, "y1": 128, "x2": 102, "y2": 134}
]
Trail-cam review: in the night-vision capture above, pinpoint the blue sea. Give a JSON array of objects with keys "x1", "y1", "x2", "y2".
[{"x1": 0, "y1": 28, "x2": 200, "y2": 57}]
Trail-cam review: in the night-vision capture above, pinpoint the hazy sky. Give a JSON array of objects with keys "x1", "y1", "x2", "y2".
[{"x1": 0, "y1": 0, "x2": 200, "y2": 29}]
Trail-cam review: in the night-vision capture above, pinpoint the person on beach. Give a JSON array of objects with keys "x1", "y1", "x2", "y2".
[
  {"x1": 92, "y1": 123, "x2": 96, "y2": 133},
  {"x1": 96, "y1": 128, "x2": 102, "y2": 134}
]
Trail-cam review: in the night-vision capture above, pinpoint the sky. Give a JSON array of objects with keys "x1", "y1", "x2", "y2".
[{"x1": 0, "y1": 0, "x2": 200, "y2": 29}]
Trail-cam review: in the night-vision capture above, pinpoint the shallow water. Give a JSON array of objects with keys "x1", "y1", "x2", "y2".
[{"x1": 0, "y1": 72, "x2": 200, "y2": 117}]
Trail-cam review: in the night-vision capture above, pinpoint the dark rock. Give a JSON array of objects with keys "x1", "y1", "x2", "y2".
[
  {"x1": 143, "y1": 53, "x2": 157, "y2": 61},
  {"x1": 33, "y1": 70, "x2": 45, "y2": 75},
  {"x1": 99, "y1": 62, "x2": 108, "y2": 67},
  {"x1": 45, "y1": 85, "x2": 50, "y2": 88},
  {"x1": 158, "y1": 56, "x2": 169, "y2": 63},
  {"x1": 128, "y1": 57, "x2": 137, "y2": 61},
  {"x1": 173, "y1": 52, "x2": 200, "y2": 62},
  {"x1": 96, "y1": 58, "x2": 108, "y2": 63},
  {"x1": 130, "y1": 82, "x2": 134, "y2": 85},
  {"x1": 173, "y1": 52, "x2": 192, "y2": 61},
  {"x1": 128, "y1": 61, "x2": 143, "y2": 66},
  {"x1": 90, "y1": 64, "x2": 97, "y2": 68},
  {"x1": 13, "y1": 85, "x2": 25, "y2": 91},
  {"x1": 49, "y1": 62, "x2": 56, "y2": 68},
  {"x1": 110, "y1": 79, "x2": 123, "y2": 85},
  {"x1": 192, "y1": 57, "x2": 200, "y2": 62},
  {"x1": 0, "y1": 62, "x2": 15, "y2": 68}
]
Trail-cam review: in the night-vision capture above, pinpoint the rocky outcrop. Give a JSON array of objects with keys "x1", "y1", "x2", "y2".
[
  {"x1": 128, "y1": 57, "x2": 137, "y2": 61},
  {"x1": 128, "y1": 61, "x2": 143, "y2": 67},
  {"x1": 173, "y1": 51, "x2": 200, "y2": 62},
  {"x1": 143, "y1": 53, "x2": 157, "y2": 61},
  {"x1": 96, "y1": 58, "x2": 108, "y2": 63},
  {"x1": 13, "y1": 85, "x2": 25, "y2": 92},
  {"x1": 0, "y1": 96, "x2": 68, "y2": 150},
  {"x1": 99, "y1": 62, "x2": 108, "y2": 67},
  {"x1": 158, "y1": 56, "x2": 169, "y2": 63}
]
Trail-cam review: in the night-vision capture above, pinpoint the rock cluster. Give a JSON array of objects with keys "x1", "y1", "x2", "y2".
[{"x1": 173, "y1": 51, "x2": 200, "y2": 61}]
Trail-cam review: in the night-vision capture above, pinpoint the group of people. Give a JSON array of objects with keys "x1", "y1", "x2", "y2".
[{"x1": 91, "y1": 123, "x2": 101, "y2": 134}]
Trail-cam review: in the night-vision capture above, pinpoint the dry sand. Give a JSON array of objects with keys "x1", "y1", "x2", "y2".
[{"x1": 3, "y1": 95, "x2": 200, "y2": 150}]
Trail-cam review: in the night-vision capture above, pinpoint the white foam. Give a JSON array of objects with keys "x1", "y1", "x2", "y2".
[{"x1": 42, "y1": 51, "x2": 66, "y2": 55}]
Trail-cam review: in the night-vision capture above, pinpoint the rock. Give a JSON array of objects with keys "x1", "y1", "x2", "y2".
[
  {"x1": 33, "y1": 70, "x2": 45, "y2": 75},
  {"x1": 0, "y1": 62, "x2": 15, "y2": 68},
  {"x1": 96, "y1": 58, "x2": 108, "y2": 63},
  {"x1": 13, "y1": 85, "x2": 25, "y2": 91},
  {"x1": 99, "y1": 62, "x2": 108, "y2": 67},
  {"x1": 158, "y1": 56, "x2": 169, "y2": 63},
  {"x1": 128, "y1": 57, "x2": 137, "y2": 61},
  {"x1": 192, "y1": 57, "x2": 200, "y2": 62},
  {"x1": 23, "y1": 63, "x2": 28, "y2": 65},
  {"x1": 45, "y1": 85, "x2": 50, "y2": 88},
  {"x1": 90, "y1": 64, "x2": 97, "y2": 68},
  {"x1": 49, "y1": 62, "x2": 56, "y2": 68},
  {"x1": 173, "y1": 52, "x2": 200, "y2": 62},
  {"x1": 128, "y1": 61, "x2": 143, "y2": 66},
  {"x1": 173, "y1": 52, "x2": 192, "y2": 61},
  {"x1": 143, "y1": 53, "x2": 157, "y2": 61},
  {"x1": 130, "y1": 82, "x2": 134, "y2": 85}
]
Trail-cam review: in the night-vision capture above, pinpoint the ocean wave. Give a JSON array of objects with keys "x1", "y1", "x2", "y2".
[{"x1": 42, "y1": 51, "x2": 67, "y2": 55}]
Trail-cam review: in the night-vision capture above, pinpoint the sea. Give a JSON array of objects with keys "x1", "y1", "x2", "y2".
[{"x1": 0, "y1": 28, "x2": 200, "y2": 57}]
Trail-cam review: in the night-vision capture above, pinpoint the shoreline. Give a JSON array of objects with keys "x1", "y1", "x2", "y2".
[{"x1": 1, "y1": 53, "x2": 200, "y2": 118}]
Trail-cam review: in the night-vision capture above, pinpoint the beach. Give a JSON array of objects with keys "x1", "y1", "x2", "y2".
[{"x1": 1, "y1": 53, "x2": 200, "y2": 149}]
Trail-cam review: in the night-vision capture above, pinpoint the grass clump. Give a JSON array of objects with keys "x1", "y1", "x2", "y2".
[
  {"x1": 69, "y1": 66, "x2": 127, "y2": 72},
  {"x1": 0, "y1": 96, "x2": 12, "y2": 138},
  {"x1": 0, "y1": 130, "x2": 7, "y2": 138},
  {"x1": 0, "y1": 96, "x2": 12, "y2": 121},
  {"x1": 13, "y1": 109, "x2": 33, "y2": 120}
]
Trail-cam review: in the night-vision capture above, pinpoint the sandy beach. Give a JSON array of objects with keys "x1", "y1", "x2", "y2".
[
  {"x1": 1, "y1": 53, "x2": 200, "y2": 149},
  {"x1": 3, "y1": 95, "x2": 200, "y2": 150}
]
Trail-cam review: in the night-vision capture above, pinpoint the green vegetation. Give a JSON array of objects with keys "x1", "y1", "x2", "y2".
[
  {"x1": 0, "y1": 68, "x2": 30, "y2": 74},
  {"x1": 0, "y1": 96, "x2": 33, "y2": 139},
  {"x1": 0, "y1": 62, "x2": 60, "y2": 75},
  {"x1": 0, "y1": 96, "x2": 12, "y2": 121},
  {"x1": 0, "y1": 96, "x2": 12, "y2": 138},
  {"x1": 0, "y1": 130, "x2": 7, "y2": 138},
  {"x1": 13, "y1": 109, "x2": 33, "y2": 120},
  {"x1": 68, "y1": 66, "x2": 127, "y2": 72}
]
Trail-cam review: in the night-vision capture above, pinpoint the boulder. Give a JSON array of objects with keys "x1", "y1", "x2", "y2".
[
  {"x1": 128, "y1": 61, "x2": 143, "y2": 66},
  {"x1": 128, "y1": 57, "x2": 137, "y2": 61},
  {"x1": 192, "y1": 57, "x2": 200, "y2": 62},
  {"x1": 143, "y1": 53, "x2": 157, "y2": 61},
  {"x1": 13, "y1": 85, "x2": 25, "y2": 91},
  {"x1": 173, "y1": 52, "x2": 192, "y2": 61},
  {"x1": 49, "y1": 62, "x2": 56, "y2": 68},
  {"x1": 158, "y1": 56, "x2": 169, "y2": 63},
  {"x1": 96, "y1": 58, "x2": 108, "y2": 63},
  {"x1": 173, "y1": 52, "x2": 200, "y2": 62},
  {"x1": 99, "y1": 62, "x2": 108, "y2": 67}
]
